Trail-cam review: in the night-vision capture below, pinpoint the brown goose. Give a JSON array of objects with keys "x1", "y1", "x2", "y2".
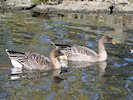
[
  {"x1": 57, "y1": 36, "x2": 113, "y2": 62},
  {"x1": 6, "y1": 47, "x2": 61, "y2": 70}
]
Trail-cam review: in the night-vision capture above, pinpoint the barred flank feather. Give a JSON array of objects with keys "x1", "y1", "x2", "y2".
[
  {"x1": 6, "y1": 48, "x2": 60, "y2": 70},
  {"x1": 58, "y1": 36, "x2": 113, "y2": 62},
  {"x1": 60, "y1": 46, "x2": 98, "y2": 61}
]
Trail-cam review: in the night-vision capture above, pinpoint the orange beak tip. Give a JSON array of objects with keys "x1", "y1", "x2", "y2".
[{"x1": 112, "y1": 41, "x2": 116, "y2": 45}]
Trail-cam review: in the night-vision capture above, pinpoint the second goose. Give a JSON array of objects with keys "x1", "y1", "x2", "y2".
[{"x1": 57, "y1": 36, "x2": 113, "y2": 62}]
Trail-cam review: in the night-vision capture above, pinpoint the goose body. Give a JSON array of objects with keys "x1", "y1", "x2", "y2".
[
  {"x1": 58, "y1": 36, "x2": 113, "y2": 62},
  {"x1": 60, "y1": 46, "x2": 98, "y2": 61},
  {"x1": 6, "y1": 47, "x2": 61, "y2": 70}
]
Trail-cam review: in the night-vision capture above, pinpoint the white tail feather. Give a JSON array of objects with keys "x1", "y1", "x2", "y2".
[
  {"x1": 5, "y1": 49, "x2": 8, "y2": 52},
  {"x1": 11, "y1": 60, "x2": 23, "y2": 69}
]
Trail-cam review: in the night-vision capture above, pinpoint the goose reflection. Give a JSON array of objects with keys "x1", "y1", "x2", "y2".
[
  {"x1": 60, "y1": 60, "x2": 107, "y2": 83},
  {"x1": 9, "y1": 68, "x2": 64, "y2": 83},
  {"x1": 97, "y1": 62, "x2": 107, "y2": 83}
]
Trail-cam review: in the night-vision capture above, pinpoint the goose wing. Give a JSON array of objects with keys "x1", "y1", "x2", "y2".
[
  {"x1": 6, "y1": 49, "x2": 52, "y2": 70},
  {"x1": 59, "y1": 46, "x2": 98, "y2": 61}
]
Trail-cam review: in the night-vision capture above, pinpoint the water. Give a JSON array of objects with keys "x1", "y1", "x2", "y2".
[{"x1": 0, "y1": 12, "x2": 133, "y2": 100}]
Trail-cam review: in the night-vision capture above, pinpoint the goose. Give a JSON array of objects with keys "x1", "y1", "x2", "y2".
[
  {"x1": 6, "y1": 46, "x2": 61, "y2": 70},
  {"x1": 57, "y1": 36, "x2": 113, "y2": 62}
]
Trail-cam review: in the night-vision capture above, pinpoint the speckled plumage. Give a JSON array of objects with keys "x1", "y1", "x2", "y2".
[
  {"x1": 60, "y1": 46, "x2": 98, "y2": 61},
  {"x1": 6, "y1": 48, "x2": 61, "y2": 70},
  {"x1": 58, "y1": 36, "x2": 113, "y2": 62}
]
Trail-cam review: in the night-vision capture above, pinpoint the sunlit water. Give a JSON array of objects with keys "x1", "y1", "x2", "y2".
[{"x1": 0, "y1": 12, "x2": 133, "y2": 100}]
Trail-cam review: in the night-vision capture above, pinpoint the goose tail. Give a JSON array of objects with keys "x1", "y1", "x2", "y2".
[
  {"x1": 5, "y1": 49, "x2": 23, "y2": 69},
  {"x1": 5, "y1": 49, "x2": 8, "y2": 52},
  {"x1": 5, "y1": 49, "x2": 10, "y2": 55}
]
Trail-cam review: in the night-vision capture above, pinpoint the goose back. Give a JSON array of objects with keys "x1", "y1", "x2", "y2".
[
  {"x1": 60, "y1": 46, "x2": 98, "y2": 61},
  {"x1": 6, "y1": 50, "x2": 53, "y2": 70}
]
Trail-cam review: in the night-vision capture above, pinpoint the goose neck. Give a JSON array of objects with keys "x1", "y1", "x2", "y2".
[
  {"x1": 98, "y1": 41, "x2": 107, "y2": 61},
  {"x1": 49, "y1": 48, "x2": 61, "y2": 69}
]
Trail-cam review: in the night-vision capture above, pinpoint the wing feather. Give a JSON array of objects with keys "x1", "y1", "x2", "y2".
[
  {"x1": 60, "y1": 46, "x2": 98, "y2": 61},
  {"x1": 6, "y1": 49, "x2": 52, "y2": 70}
]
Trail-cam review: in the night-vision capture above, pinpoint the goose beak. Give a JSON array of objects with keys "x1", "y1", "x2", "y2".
[
  {"x1": 105, "y1": 36, "x2": 113, "y2": 43},
  {"x1": 107, "y1": 37, "x2": 115, "y2": 44},
  {"x1": 112, "y1": 41, "x2": 116, "y2": 45},
  {"x1": 57, "y1": 56, "x2": 68, "y2": 60}
]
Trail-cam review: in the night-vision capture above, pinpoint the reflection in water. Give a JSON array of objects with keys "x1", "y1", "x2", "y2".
[
  {"x1": 9, "y1": 67, "x2": 65, "y2": 83},
  {"x1": 70, "y1": 61, "x2": 107, "y2": 83},
  {"x1": 60, "y1": 59, "x2": 107, "y2": 83},
  {"x1": 0, "y1": 12, "x2": 133, "y2": 99},
  {"x1": 97, "y1": 62, "x2": 107, "y2": 83},
  {"x1": 9, "y1": 68, "x2": 62, "y2": 82},
  {"x1": 10, "y1": 68, "x2": 22, "y2": 80}
]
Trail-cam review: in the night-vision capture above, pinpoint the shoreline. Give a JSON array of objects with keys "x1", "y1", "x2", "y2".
[{"x1": 0, "y1": 0, "x2": 133, "y2": 14}]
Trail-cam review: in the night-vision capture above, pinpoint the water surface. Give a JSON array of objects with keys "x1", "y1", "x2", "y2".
[{"x1": 0, "y1": 12, "x2": 133, "y2": 100}]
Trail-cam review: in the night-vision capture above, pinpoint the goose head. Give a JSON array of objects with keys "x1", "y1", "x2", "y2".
[
  {"x1": 99, "y1": 35, "x2": 113, "y2": 44},
  {"x1": 98, "y1": 35, "x2": 114, "y2": 62}
]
